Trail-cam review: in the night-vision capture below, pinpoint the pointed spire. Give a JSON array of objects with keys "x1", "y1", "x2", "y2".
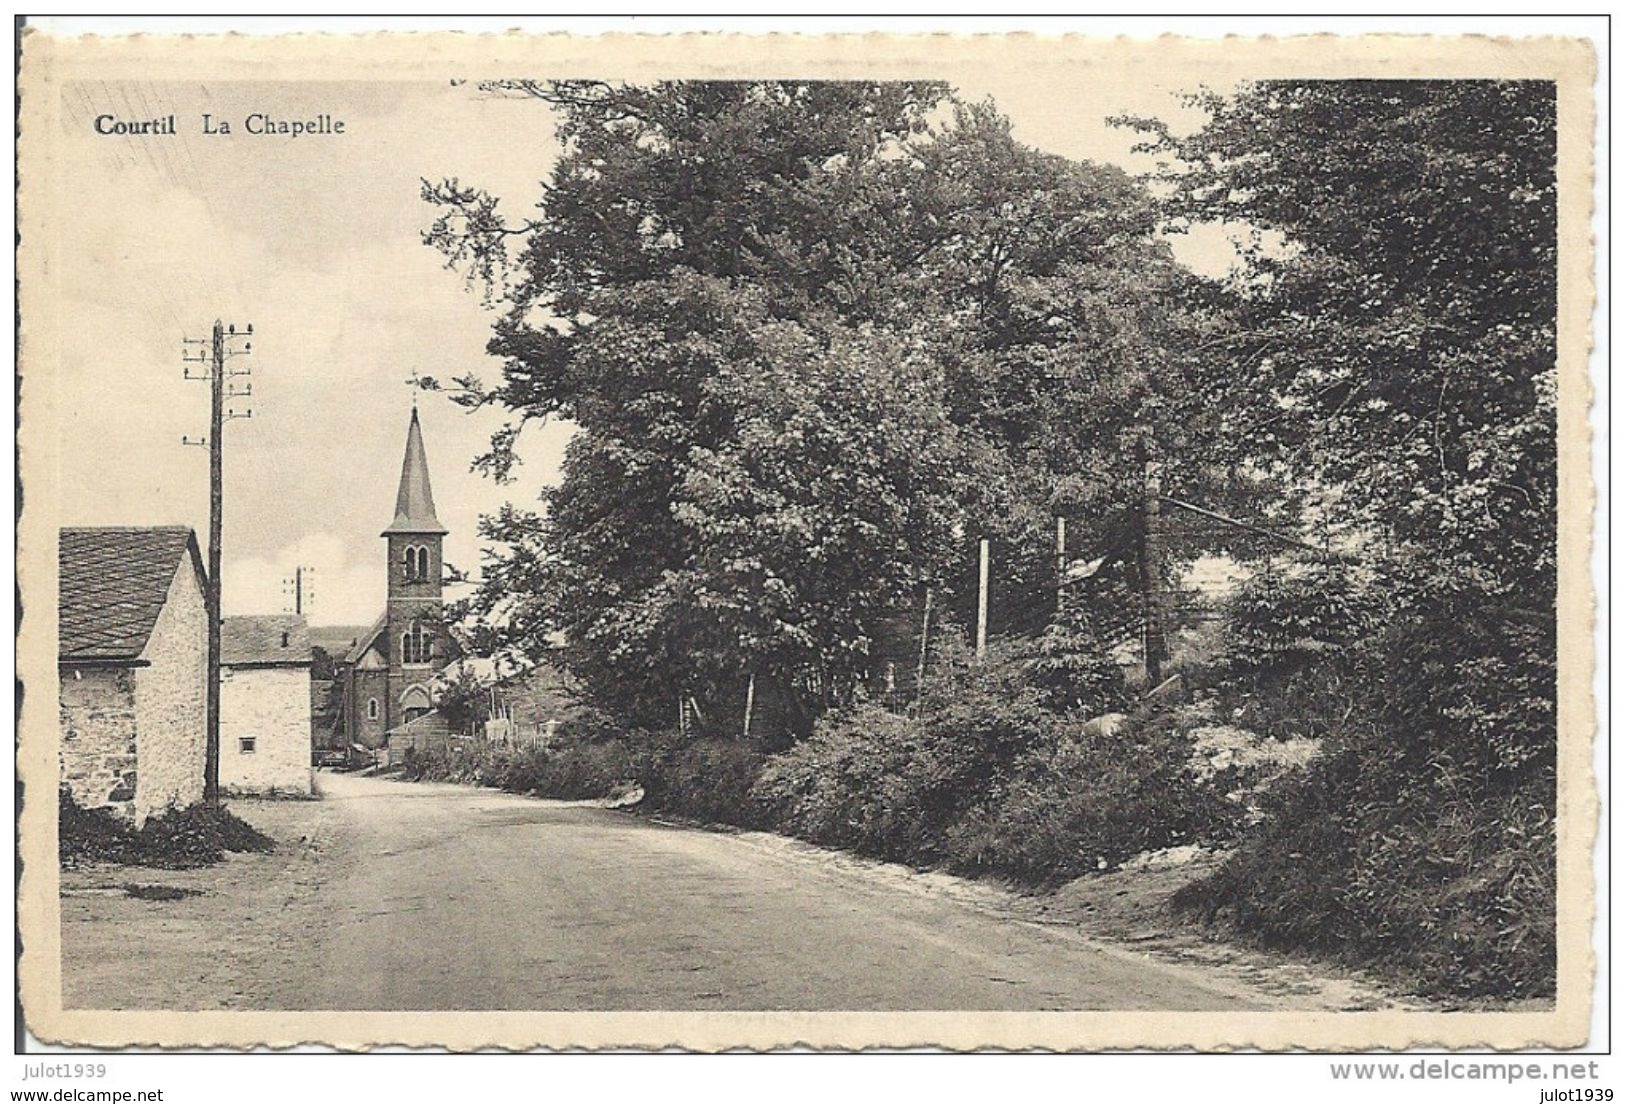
[{"x1": 381, "y1": 407, "x2": 448, "y2": 536}]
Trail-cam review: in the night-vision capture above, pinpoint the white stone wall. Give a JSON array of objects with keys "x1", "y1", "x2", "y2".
[
  {"x1": 221, "y1": 665, "x2": 313, "y2": 796},
  {"x1": 59, "y1": 667, "x2": 139, "y2": 819},
  {"x1": 131, "y1": 558, "x2": 207, "y2": 823}
]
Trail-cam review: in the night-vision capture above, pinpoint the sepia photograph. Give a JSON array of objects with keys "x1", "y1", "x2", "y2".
[{"x1": 13, "y1": 20, "x2": 1601, "y2": 1066}]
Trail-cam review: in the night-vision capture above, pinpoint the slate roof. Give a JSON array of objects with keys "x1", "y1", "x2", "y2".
[
  {"x1": 342, "y1": 612, "x2": 389, "y2": 665},
  {"x1": 59, "y1": 526, "x2": 205, "y2": 664},
  {"x1": 309, "y1": 623, "x2": 370, "y2": 656},
  {"x1": 381, "y1": 407, "x2": 448, "y2": 536},
  {"x1": 222, "y1": 614, "x2": 311, "y2": 667}
]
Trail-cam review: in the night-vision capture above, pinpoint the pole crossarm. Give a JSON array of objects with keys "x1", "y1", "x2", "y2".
[{"x1": 1159, "y1": 494, "x2": 1335, "y2": 557}]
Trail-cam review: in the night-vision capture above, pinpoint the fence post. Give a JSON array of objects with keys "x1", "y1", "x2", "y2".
[
  {"x1": 1055, "y1": 515, "x2": 1067, "y2": 615},
  {"x1": 914, "y1": 587, "x2": 933, "y2": 709},
  {"x1": 1141, "y1": 463, "x2": 1167, "y2": 685},
  {"x1": 742, "y1": 674, "x2": 755, "y2": 739},
  {"x1": 976, "y1": 538, "x2": 990, "y2": 659}
]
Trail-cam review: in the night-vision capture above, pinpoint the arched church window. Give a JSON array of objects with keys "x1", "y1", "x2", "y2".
[
  {"x1": 417, "y1": 546, "x2": 430, "y2": 581},
  {"x1": 367, "y1": 698, "x2": 379, "y2": 721},
  {"x1": 403, "y1": 544, "x2": 417, "y2": 580},
  {"x1": 401, "y1": 622, "x2": 428, "y2": 664}
]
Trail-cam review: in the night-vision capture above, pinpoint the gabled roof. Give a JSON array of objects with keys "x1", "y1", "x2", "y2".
[
  {"x1": 309, "y1": 623, "x2": 371, "y2": 656},
  {"x1": 381, "y1": 407, "x2": 448, "y2": 536},
  {"x1": 342, "y1": 611, "x2": 389, "y2": 665},
  {"x1": 59, "y1": 526, "x2": 205, "y2": 664},
  {"x1": 222, "y1": 614, "x2": 311, "y2": 667}
]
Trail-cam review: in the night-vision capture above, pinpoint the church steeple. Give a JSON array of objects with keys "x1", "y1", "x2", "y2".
[{"x1": 381, "y1": 407, "x2": 448, "y2": 536}]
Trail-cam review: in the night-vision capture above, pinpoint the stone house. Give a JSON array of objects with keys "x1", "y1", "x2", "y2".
[
  {"x1": 58, "y1": 526, "x2": 208, "y2": 825},
  {"x1": 220, "y1": 614, "x2": 314, "y2": 796}
]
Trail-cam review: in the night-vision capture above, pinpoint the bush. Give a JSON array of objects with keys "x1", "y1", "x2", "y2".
[
  {"x1": 59, "y1": 788, "x2": 274, "y2": 869},
  {"x1": 413, "y1": 738, "x2": 637, "y2": 800},
  {"x1": 1181, "y1": 585, "x2": 1557, "y2": 1000},
  {"x1": 636, "y1": 734, "x2": 768, "y2": 826},
  {"x1": 946, "y1": 712, "x2": 1246, "y2": 886},
  {"x1": 1026, "y1": 609, "x2": 1129, "y2": 716},
  {"x1": 753, "y1": 638, "x2": 1066, "y2": 865},
  {"x1": 752, "y1": 637, "x2": 1236, "y2": 883}
]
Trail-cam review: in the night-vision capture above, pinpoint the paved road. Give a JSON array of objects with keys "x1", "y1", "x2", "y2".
[{"x1": 62, "y1": 772, "x2": 1272, "y2": 1011}]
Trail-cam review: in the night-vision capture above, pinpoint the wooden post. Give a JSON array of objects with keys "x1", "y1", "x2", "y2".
[
  {"x1": 1055, "y1": 515, "x2": 1067, "y2": 615},
  {"x1": 976, "y1": 538, "x2": 990, "y2": 659},
  {"x1": 742, "y1": 675, "x2": 755, "y2": 739},
  {"x1": 1140, "y1": 463, "x2": 1166, "y2": 685},
  {"x1": 203, "y1": 320, "x2": 224, "y2": 806},
  {"x1": 915, "y1": 587, "x2": 933, "y2": 706}
]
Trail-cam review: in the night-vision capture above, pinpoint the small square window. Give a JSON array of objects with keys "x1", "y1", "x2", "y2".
[{"x1": 239, "y1": 736, "x2": 257, "y2": 754}]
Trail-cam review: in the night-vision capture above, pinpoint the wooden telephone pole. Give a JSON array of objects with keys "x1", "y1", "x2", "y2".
[
  {"x1": 183, "y1": 319, "x2": 254, "y2": 805},
  {"x1": 284, "y1": 564, "x2": 315, "y2": 617}
]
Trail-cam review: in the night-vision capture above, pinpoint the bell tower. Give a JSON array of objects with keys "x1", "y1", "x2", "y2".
[{"x1": 381, "y1": 405, "x2": 449, "y2": 731}]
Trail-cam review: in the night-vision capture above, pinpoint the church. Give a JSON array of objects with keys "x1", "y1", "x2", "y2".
[{"x1": 334, "y1": 407, "x2": 458, "y2": 756}]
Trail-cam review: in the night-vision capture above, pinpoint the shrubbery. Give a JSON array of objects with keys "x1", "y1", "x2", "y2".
[
  {"x1": 59, "y1": 788, "x2": 275, "y2": 869},
  {"x1": 946, "y1": 712, "x2": 1247, "y2": 886},
  {"x1": 408, "y1": 635, "x2": 1234, "y2": 894},
  {"x1": 1180, "y1": 577, "x2": 1558, "y2": 1000},
  {"x1": 409, "y1": 738, "x2": 636, "y2": 800},
  {"x1": 752, "y1": 637, "x2": 1235, "y2": 883},
  {"x1": 636, "y1": 734, "x2": 769, "y2": 826}
]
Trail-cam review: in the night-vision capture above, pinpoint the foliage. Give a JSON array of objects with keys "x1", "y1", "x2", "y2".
[
  {"x1": 1126, "y1": 80, "x2": 1558, "y2": 594},
  {"x1": 424, "y1": 83, "x2": 1206, "y2": 735},
  {"x1": 1026, "y1": 607, "x2": 1129, "y2": 715},
  {"x1": 634, "y1": 734, "x2": 769, "y2": 826},
  {"x1": 946, "y1": 712, "x2": 1246, "y2": 886},
  {"x1": 751, "y1": 637, "x2": 1228, "y2": 879},
  {"x1": 1127, "y1": 80, "x2": 1560, "y2": 999},
  {"x1": 433, "y1": 664, "x2": 491, "y2": 737},
  {"x1": 309, "y1": 645, "x2": 337, "y2": 682},
  {"x1": 59, "y1": 789, "x2": 274, "y2": 869},
  {"x1": 411, "y1": 738, "x2": 637, "y2": 801}
]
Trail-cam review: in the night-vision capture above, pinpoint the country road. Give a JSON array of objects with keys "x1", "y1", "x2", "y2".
[{"x1": 61, "y1": 772, "x2": 1305, "y2": 1012}]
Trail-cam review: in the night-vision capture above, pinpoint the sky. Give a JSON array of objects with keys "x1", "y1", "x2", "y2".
[{"x1": 51, "y1": 73, "x2": 1236, "y2": 626}]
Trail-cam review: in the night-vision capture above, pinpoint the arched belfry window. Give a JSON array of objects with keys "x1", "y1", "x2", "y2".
[
  {"x1": 367, "y1": 698, "x2": 379, "y2": 721},
  {"x1": 401, "y1": 544, "x2": 432, "y2": 583}
]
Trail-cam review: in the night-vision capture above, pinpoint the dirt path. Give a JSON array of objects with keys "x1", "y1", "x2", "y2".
[{"x1": 59, "y1": 772, "x2": 1391, "y2": 1012}]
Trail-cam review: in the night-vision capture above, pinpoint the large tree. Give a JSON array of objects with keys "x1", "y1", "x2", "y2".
[
  {"x1": 425, "y1": 81, "x2": 1202, "y2": 732},
  {"x1": 1133, "y1": 80, "x2": 1560, "y2": 996}
]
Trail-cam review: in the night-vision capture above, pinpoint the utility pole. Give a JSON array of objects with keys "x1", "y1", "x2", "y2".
[
  {"x1": 183, "y1": 319, "x2": 253, "y2": 806},
  {"x1": 284, "y1": 564, "x2": 315, "y2": 617}
]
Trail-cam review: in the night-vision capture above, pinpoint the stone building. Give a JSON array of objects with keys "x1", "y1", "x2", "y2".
[
  {"x1": 333, "y1": 408, "x2": 456, "y2": 754},
  {"x1": 220, "y1": 614, "x2": 314, "y2": 796},
  {"x1": 58, "y1": 526, "x2": 208, "y2": 825}
]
